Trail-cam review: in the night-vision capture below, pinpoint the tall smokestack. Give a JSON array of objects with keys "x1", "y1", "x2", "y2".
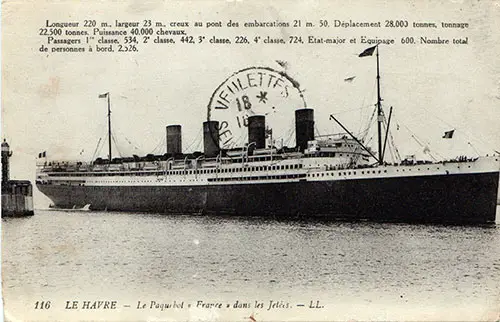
[
  {"x1": 166, "y1": 125, "x2": 182, "y2": 154},
  {"x1": 203, "y1": 121, "x2": 220, "y2": 158},
  {"x1": 248, "y1": 115, "x2": 266, "y2": 149},
  {"x1": 295, "y1": 108, "x2": 314, "y2": 152}
]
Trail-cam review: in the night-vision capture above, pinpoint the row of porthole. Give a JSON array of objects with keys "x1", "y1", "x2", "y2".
[
  {"x1": 306, "y1": 166, "x2": 449, "y2": 177},
  {"x1": 95, "y1": 180, "x2": 156, "y2": 183},
  {"x1": 170, "y1": 163, "x2": 303, "y2": 175},
  {"x1": 308, "y1": 169, "x2": 389, "y2": 177}
]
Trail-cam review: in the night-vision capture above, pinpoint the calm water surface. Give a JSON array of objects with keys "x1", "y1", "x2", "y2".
[{"x1": 2, "y1": 208, "x2": 500, "y2": 321}]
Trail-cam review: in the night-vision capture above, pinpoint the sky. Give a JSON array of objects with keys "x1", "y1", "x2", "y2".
[{"x1": 2, "y1": 0, "x2": 500, "y2": 191}]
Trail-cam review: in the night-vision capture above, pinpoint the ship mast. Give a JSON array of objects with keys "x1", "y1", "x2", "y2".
[
  {"x1": 107, "y1": 93, "x2": 112, "y2": 163},
  {"x1": 358, "y1": 44, "x2": 386, "y2": 165},
  {"x1": 99, "y1": 92, "x2": 112, "y2": 163},
  {"x1": 376, "y1": 46, "x2": 383, "y2": 165}
]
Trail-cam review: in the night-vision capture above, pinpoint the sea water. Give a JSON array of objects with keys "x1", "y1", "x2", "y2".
[{"x1": 2, "y1": 207, "x2": 500, "y2": 321}]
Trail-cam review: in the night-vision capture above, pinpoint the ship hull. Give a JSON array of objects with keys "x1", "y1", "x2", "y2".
[
  {"x1": 37, "y1": 172, "x2": 499, "y2": 223},
  {"x1": 37, "y1": 171, "x2": 499, "y2": 224}
]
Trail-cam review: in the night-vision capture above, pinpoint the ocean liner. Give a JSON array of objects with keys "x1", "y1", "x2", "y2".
[{"x1": 36, "y1": 47, "x2": 500, "y2": 224}]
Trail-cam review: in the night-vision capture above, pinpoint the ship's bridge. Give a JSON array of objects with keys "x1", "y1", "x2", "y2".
[{"x1": 304, "y1": 135, "x2": 372, "y2": 166}]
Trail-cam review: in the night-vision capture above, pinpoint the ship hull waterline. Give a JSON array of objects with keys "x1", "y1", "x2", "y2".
[{"x1": 37, "y1": 171, "x2": 499, "y2": 224}]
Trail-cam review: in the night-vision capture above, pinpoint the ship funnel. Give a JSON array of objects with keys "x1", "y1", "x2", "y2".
[
  {"x1": 203, "y1": 121, "x2": 220, "y2": 158},
  {"x1": 248, "y1": 115, "x2": 266, "y2": 150},
  {"x1": 166, "y1": 125, "x2": 182, "y2": 154},
  {"x1": 295, "y1": 108, "x2": 314, "y2": 152}
]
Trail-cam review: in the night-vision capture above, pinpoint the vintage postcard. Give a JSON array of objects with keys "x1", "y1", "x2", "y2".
[{"x1": 2, "y1": 0, "x2": 500, "y2": 321}]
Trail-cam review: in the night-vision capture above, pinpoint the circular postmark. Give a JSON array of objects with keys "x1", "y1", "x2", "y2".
[{"x1": 207, "y1": 66, "x2": 306, "y2": 150}]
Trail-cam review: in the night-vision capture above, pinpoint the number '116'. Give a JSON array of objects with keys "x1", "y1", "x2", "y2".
[{"x1": 35, "y1": 301, "x2": 51, "y2": 309}]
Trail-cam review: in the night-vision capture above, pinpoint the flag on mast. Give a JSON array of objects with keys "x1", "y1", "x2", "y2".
[
  {"x1": 442, "y1": 130, "x2": 455, "y2": 139},
  {"x1": 98, "y1": 92, "x2": 109, "y2": 98},
  {"x1": 358, "y1": 45, "x2": 377, "y2": 57}
]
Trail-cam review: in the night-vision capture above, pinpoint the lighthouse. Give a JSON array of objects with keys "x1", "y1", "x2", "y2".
[
  {"x1": 1, "y1": 139, "x2": 34, "y2": 217},
  {"x1": 2, "y1": 139, "x2": 12, "y2": 188}
]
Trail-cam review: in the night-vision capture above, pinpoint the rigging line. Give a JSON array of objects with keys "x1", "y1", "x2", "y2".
[
  {"x1": 403, "y1": 123, "x2": 443, "y2": 160},
  {"x1": 95, "y1": 137, "x2": 105, "y2": 161},
  {"x1": 150, "y1": 135, "x2": 166, "y2": 155},
  {"x1": 159, "y1": 135, "x2": 167, "y2": 154},
  {"x1": 283, "y1": 120, "x2": 296, "y2": 147},
  {"x1": 419, "y1": 105, "x2": 497, "y2": 150},
  {"x1": 96, "y1": 119, "x2": 109, "y2": 144},
  {"x1": 162, "y1": 135, "x2": 167, "y2": 153},
  {"x1": 315, "y1": 125, "x2": 321, "y2": 138},
  {"x1": 90, "y1": 138, "x2": 102, "y2": 163},
  {"x1": 192, "y1": 135, "x2": 203, "y2": 152},
  {"x1": 468, "y1": 141, "x2": 481, "y2": 157},
  {"x1": 150, "y1": 141, "x2": 160, "y2": 155},
  {"x1": 410, "y1": 135, "x2": 438, "y2": 161},
  {"x1": 381, "y1": 109, "x2": 405, "y2": 163},
  {"x1": 95, "y1": 122, "x2": 109, "y2": 160},
  {"x1": 124, "y1": 137, "x2": 142, "y2": 152},
  {"x1": 386, "y1": 139, "x2": 394, "y2": 163},
  {"x1": 111, "y1": 121, "x2": 143, "y2": 154},
  {"x1": 404, "y1": 124, "x2": 446, "y2": 160},
  {"x1": 361, "y1": 107, "x2": 377, "y2": 143},
  {"x1": 111, "y1": 133, "x2": 122, "y2": 158},
  {"x1": 91, "y1": 114, "x2": 111, "y2": 161},
  {"x1": 233, "y1": 125, "x2": 248, "y2": 146},
  {"x1": 184, "y1": 127, "x2": 203, "y2": 153},
  {"x1": 330, "y1": 105, "x2": 371, "y2": 116},
  {"x1": 390, "y1": 143, "x2": 398, "y2": 163},
  {"x1": 358, "y1": 80, "x2": 378, "y2": 134},
  {"x1": 381, "y1": 116, "x2": 398, "y2": 163}
]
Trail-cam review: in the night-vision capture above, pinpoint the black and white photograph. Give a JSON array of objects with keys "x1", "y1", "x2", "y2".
[{"x1": 2, "y1": 1, "x2": 500, "y2": 320}]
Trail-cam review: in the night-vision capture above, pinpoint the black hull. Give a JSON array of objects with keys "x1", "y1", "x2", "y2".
[{"x1": 37, "y1": 172, "x2": 499, "y2": 224}]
